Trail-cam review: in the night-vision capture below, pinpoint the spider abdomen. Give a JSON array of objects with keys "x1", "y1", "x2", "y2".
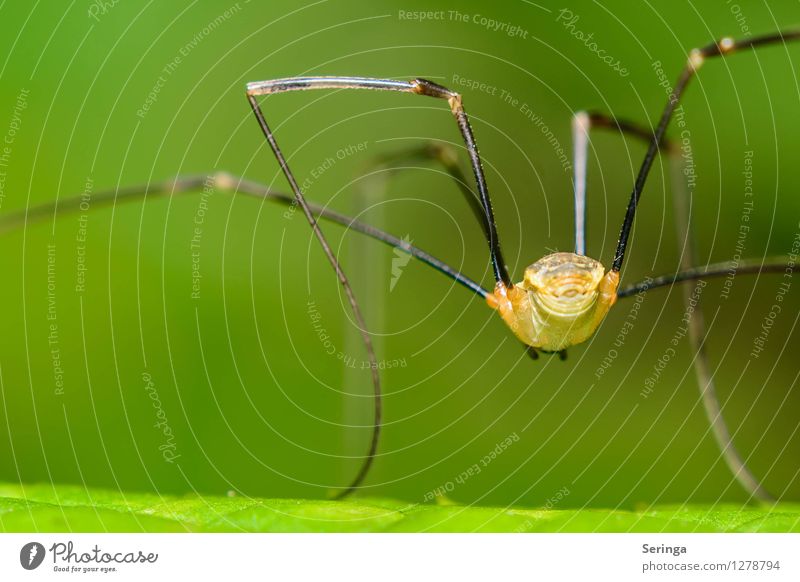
[{"x1": 487, "y1": 252, "x2": 619, "y2": 351}]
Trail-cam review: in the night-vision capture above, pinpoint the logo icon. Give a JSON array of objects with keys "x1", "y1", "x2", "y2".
[
  {"x1": 20, "y1": 542, "x2": 46, "y2": 570},
  {"x1": 390, "y1": 234, "x2": 414, "y2": 292}
]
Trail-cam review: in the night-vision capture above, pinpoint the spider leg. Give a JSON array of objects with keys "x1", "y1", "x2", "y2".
[
  {"x1": 618, "y1": 258, "x2": 797, "y2": 297},
  {"x1": 367, "y1": 141, "x2": 492, "y2": 243},
  {"x1": 572, "y1": 111, "x2": 779, "y2": 500},
  {"x1": 1, "y1": 171, "x2": 494, "y2": 498},
  {"x1": 612, "y1": 29, "x2": 800, "y2": 273},
  {"x1": 571, "y1": 111, "x2": 590, "y2": 256},
  {"x1": 0, "y1": 173, "x2": 488, "y2": 297},
  {"x1": 570, "y1": 109, "x2": 677, "y2": 257},
  {"x1": 246, "y1": 77, "x2": 511, "y2": 286},
  {"x1": 245, "y1": 76, "x2": 516, "y2": 497},
  {"x1": 670, "y1": 150, "x2": 774, "y2": 502},
  {"x1": 364, "y1": 142, "x2": 558, "y2": 365}
]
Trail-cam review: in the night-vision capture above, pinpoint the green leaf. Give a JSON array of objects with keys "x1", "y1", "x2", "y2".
[{"x1": 0, "y1": 483, "x2": 798, "y2": 532}]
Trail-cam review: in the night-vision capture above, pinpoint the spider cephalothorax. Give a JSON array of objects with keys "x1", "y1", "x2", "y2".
[{"x1": 487, "y1": 252, "x2": 619, "y2": 352}]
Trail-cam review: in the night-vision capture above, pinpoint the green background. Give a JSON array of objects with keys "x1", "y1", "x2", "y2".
[{"x1": 0, "y1": 0, "x2": 798, "y2": 514}]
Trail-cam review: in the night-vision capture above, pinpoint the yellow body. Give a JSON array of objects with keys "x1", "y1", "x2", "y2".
[{"x1": 487, "y1": 252, "x2": 619, "y2": 352}]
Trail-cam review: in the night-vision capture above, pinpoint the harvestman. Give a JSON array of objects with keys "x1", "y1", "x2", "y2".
[{"x1": 3, "y1": 31, "x2": 798, "y2": 501}]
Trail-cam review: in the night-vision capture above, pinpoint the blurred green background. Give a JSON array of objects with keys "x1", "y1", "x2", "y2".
[{"x1": 0, "y1": 0, "x2": 798, "y2": 510}]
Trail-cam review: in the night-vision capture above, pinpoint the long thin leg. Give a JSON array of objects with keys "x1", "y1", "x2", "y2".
[
  {"x1": 571, "y1": 110, "x2": 777, "y2": 500},
  {"x1": 247, "y1": 103, "x2": 379, "y2": 496},
  {"x1": 570, "y1": 110, "x2": 677, "y2": 257},
  {"x1": 618, "y1": 258, "x2": 797, "y2": 298},
  {"x1": 92, "y1": 177, "x2": 788, "y2": 298},
  {"x1": 369, "y1": 142, "x2": 490, "y2": 241},
  {"x1": 670, "y1": 150, "x2": 774, "y2": 502},
  {"x1": 245, "y1": 76, "x2": 513, "y2": 497},
  {"x1": 246, "y1": 77, "x2": 511, "y2": 286},
  {"x1": 612, "y1": 30, "x2": 800, "y2": 273},
  {"x1": 366, "y1": 142, "x2": 552, "y2": 361},
  {"x1": 570, "y1": 111, "x2": 795, "y2": 299},
  {"x1": 3, "y1": 172, "x2": 492, "y2": 497},
  {"x1": 0, "y1": 173, "x2": 489, "y2": 298},
  {"x1": 571, "y1": 111, "x2": 589, "y2": 255},
  {"x1": 619, "y1": 257, "x2": 796, "y2": 502}
]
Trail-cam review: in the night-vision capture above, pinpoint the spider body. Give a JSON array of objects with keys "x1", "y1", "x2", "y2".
[{"x1": 487, "y1": 253, "x2": 619, "y2": 352}]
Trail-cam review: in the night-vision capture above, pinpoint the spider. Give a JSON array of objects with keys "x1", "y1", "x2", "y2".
[{"x1": 3, "y1": 30, "x2": 798, "y2": 502}]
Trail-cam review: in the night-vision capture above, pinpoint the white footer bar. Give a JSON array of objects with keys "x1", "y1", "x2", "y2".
[{"x1": 1, "y1": 533, "x2": 797, "y2": 580}]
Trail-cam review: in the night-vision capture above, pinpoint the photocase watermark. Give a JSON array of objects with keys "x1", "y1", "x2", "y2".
[
  {"x1": 595, "y1": 276, "x2": 650, "y2": 379},
  {"x1": 720, "y1": 150, "x2": 754, "y2": 300},
  {"x1": 283, "y1": 141, "x2": 371, "y2": 220},
  {"x1": 641, "y1": 280, "x2": 707, "y2": 398},
  {"x1": 300, "y1": 141, "x2": 369, "y2": 193},
  {"x1": 512, "y1": 486, "x2": 571, "y2": 532},
  {"x1": 0, "y1": 87, "x2": 30, "y2": 210},
  {"x1": 519, "y1": 102, "x2": 571, "y2": 172},
  {"x1": 422, "y1": 432, "x2": 520, "y2": 502},
  {"x1": 74, "y1": 176, "x2": 94, "y2": 294},
  {"x1": 307, "y1": 298, "x2": 407, "y2": 370},
  {"x1": 87, "y1": 0, "x2": 122, "y2": 22},
  {"x1": 396, "y1": 9, "x2": 447, "y2": 22},
  {"x1": 397, "y1": 9, "x2": 529, "y2": 39},
  {"x1": 389, "y1": 234, "x2": 413, "y2": 292},
  {"x1": 555, "y1": 9, "x2": 629, "y2": 77},
  {"x1": 449, "y1": 73, "x2": 569, "y2": 171},
  {"x1": 673, "y1": 105, "x2": 697, "y2": 192},
  {"x1": 189, "y1": 174, "x2": 215, "y2": 300},
  {"x1": 450, "y1": 73, "x2": 501, "y2": 97},
  {"x1": 142, "y1": 371, "x2": 180, "y2": 463},
  {"x1": 543, "y1": 485, "x2": 571, "y2": 509},
  {"x1": 726, "y1": 0, "x2": 752, "y2": 37},
  {"x1": 449, "y1": 10, "x2": 529, "y2": 39},
  {"x1": 136, "y1": 2, "x2": 246, "y2": 119},
  {"x1": 750, "y1": 226, "x2": 799, "y2": 359},
  {"x1": 46, "y1": 244, "x2": 66, "y2": 396},
  {"x1": 652, "y1": 59, "x2": 675, "y2": 99},
  {"x1": 20, "y1": 542, "x2": 46, "y2": 570},
  {"x1": 34, "y1": 540, "x2": 158, "y2": 574}
]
